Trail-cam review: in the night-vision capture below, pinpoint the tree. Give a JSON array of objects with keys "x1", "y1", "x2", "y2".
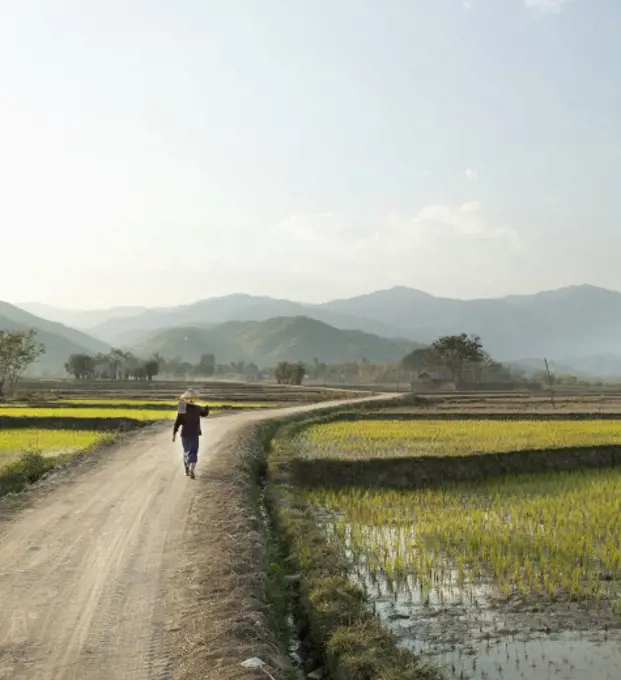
[
  {"x1": 144, "y1": 359, "x2": 160, "y2": 381},
  {"x1": 431, "y1": 333, "x2": 485, "y2": 383},
  {"x1": 275, "y1": 361, "x2": 306, "y2": 385},
  {"x1": 0, "y1": 330, "x2": 45, "y2": 397},
  {"x1": 401, "y1": 348, "x2": 432, "y2": 375},
  {"x1": 108, "y1": 348, "x2": 130, "y2": 380},
  {"x1": 65, "y1": 353, "x2": 95, "y2": 380},
  {"x1": 196, "y1": 353, "x2": 215, "y2": 377},
  {"x1": 290, "y1": 362, "x2": 306, "y2": 385},
  {"x1": 230, "y1": 361, "x2": 246, "y2": 375},
  {"x1": 275, "y1": 362, "x2": 288, "y2": 385}
]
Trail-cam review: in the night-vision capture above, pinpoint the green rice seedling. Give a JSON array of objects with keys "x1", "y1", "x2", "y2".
[{"x1": 306, "y1": 467, "x2": 621, "y2": 607}]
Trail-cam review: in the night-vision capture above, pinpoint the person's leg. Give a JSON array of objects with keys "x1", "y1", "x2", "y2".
[
  {"x1": 181, "y1": 437, "x2": 191, "y2": 475},
  {"x1": 187, "y1": 436, "x2": 199, "y2": 478}
]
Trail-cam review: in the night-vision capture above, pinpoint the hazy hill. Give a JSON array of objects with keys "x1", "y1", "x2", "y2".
[
  {"x1": 15, "y1": 284, "x2": 621, "y2": 373},
  {"x1": 134, "y1": 316, "x2": 421, "y2": 366},
  {"x1": 508, "y1": 358, "x2": 580, "y2": 377},
  {"x1": 80, "y1": 294, "x2": 406, "y2": 345},
  {"x1": 0, "y1": 302, "x2": 110, "y2": 376},
  {"x1": 512, "y1": 354, "x2": 621, "y2": 379},
  {"x1": 90, "y1": 294, "x2": 400, "y2": 345},
  {"x1": 501, "y1": 285, "x2": 621, "y2": 356},
  {"x1": 18, "y1": 303, "x2": 150, "y2": 331},
  {"x1": 322, "y1": 285, "x2": 621, "y2": 360}
]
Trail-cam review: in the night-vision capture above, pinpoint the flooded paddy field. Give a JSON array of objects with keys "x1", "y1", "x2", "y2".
[{"x1": 307, "y1": 466, "x2": 621, "y2": 680}]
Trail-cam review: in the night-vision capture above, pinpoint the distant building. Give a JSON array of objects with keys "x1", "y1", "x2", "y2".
[{"x1": 413, "y1": 369, "x2": 454, "y2": 390}]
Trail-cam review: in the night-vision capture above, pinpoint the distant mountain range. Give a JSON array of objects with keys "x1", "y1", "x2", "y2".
[
  {"x1": 9, "y1": 284, "x2": 621, "y2": 376},
  {"x1": 0, "y1": 302, "x2": 109, "y2": 375},
  {"x1": 134, "y1": 316, "x2": 421, "y2": 366},
  {"x1": 20, "y1": 302, "x2": 149, "y2": 333},
  {"x1": 21, "y1": 295, "x2": 404, "y2": 346}
]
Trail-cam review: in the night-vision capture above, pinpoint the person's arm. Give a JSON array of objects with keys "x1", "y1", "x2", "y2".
[
  {"x1": 200, "y1": 405, "x2": 210, "y2": 417},
  {"x1": 172, "y1": 413, "x2": 184, "y2": 440}
]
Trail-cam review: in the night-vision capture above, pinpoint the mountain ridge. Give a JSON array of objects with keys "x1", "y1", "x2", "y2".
[
  {"x1": 133, "y1": 315, "x2": 422, "y2": 366},
  {"x1": 10, "y1": 283, "x2": 621, "y2": 373},
  {"x1": 0, "y1": 301, "x2": 110, "y2": 376}
]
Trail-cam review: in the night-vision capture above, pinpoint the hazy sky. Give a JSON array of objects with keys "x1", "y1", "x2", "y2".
[{"x1": 2, "y1": 0, "x2": 620, "y2": 309}]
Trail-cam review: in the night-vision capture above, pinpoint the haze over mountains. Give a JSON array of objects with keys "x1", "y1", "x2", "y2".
[
  {"x1": 0, "y1": 302, "x2": 109, "y2": 375},
  {"x1": 21, "y1": 295, "x2": 406, "y2": 347},
  {"x1": 10, "y1": 284, "x2": 621, "y2": 377},
  {"x1": 134, "y1": 317, "x2": 420, "y2": 367}
]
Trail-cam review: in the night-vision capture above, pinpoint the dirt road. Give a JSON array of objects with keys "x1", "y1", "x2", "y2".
[{"x1": 0, "y1": 398, "x2": 382, "y2": 679}]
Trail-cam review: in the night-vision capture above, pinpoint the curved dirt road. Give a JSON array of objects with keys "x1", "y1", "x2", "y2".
[{"x1": 0, "y1": 398, "x2": 381, "y2": 679}]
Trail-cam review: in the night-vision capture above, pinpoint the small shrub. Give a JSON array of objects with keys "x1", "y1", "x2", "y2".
[{"x1": 0, "y1": 450, "x2": 55, "y2": 495}]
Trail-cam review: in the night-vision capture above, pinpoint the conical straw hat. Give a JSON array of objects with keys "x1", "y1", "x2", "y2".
[{"x1": 180, "y1": 388, "x2": 199, "y2": 400}]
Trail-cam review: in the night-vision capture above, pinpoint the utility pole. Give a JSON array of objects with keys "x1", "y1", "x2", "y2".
[{"x1": 544, "y1": 357, "x2": 555, "y2": 409}]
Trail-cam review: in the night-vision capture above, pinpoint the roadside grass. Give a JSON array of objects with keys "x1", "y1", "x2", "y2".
[
  {"x1": 298, "y1": 418, "x2": 621, "y2": 459},
  {"x1": 0, "y1": 452, "x2": 58, "y2": 496}
]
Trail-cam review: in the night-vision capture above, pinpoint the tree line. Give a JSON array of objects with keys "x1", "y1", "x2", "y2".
[
  {"x1": 2, "y1": 328, "x2": 614, "y2": 394},
  {"x1": 275, "y1": 362, "x2": 306, "y2": 385},
  {"x1": 155, "y1": 354, "x2": 262, "y2": 380},
  {"x1": 65, "y1": 350, "x2": 160, "y2": 381},
  {"x1": 65, "y1": 351, "x2": 270, "y2": 382},
  {"x1": 0, "y1": 331, "x2": 516, "y2": 395},
  {"x1": 307, "y1": 357, "x2": 405, "y2": 384}
]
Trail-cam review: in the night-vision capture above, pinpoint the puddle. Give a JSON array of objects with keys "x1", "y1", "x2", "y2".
[{"x1": 323, "y1": 519, "x2": 621, "y2": 680}]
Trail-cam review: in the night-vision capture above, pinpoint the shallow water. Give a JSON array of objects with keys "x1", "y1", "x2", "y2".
[
  {"x1": 381, "y1": 597, "x2": 621, "y2": 680},
  {"x1": 326, "y1": 519, "x2": 621, "y2": 680}
]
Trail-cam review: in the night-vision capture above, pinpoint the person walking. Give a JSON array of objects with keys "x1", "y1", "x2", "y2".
[{"x1": 172, "y1": 388, "x2": 209, "y2": 478}]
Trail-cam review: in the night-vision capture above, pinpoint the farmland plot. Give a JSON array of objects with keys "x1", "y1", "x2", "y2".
[
  {"x1": 302, "y1": 420, "x2": 621, "y2": 680},
  {"x1": 0, "y1": 406, "x2": 173, "y2": 420},
  {"x1": 298, "y1": 419, "x2": 621, "y2": 458},
  {"x1": 0, "y1": 429, "x2": 113, "y2": 468}
]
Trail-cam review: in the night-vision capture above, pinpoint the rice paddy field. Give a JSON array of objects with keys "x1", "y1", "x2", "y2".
[
  {"x1": 17, "y1": 378, "x2": 355, "y2": 404},
  {"x1": 0, "y1": 398, "x2": 256, "y2": 474},
  {"x1": 300, "y1": 417, "x2": 621, "y2": 680},
  {"x1": 0, "y1": 379, "x2": 346, "y2": 478},
  {"x1": 57, "y1": 399, "x2": 276, "y2": 409},
  {"x1": 0, "y1": 430, "x2": 114, "y2": 467},
  {"x1": 0, "y1": 401, "x2": 168, "y2": 476},
  {"x1": 380, "y1": 391, "x2": 621, "y2": 416},
  {"x1": 0, "y1": 406, "x2": 176, "y2": 420},
  {"x1": 298, "y1": 419, "x2": 621, "y2": 459}
]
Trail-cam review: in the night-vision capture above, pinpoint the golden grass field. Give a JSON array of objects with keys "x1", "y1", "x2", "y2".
[
  {"x1": 298, "y1": 418, "x2": 621, "y2": 459},
  {"x1": 0, "y1": 406, "x2": 174, "y2": 420},
  {"x1": 0, "y1": 429, "x2": 115, "y2": 468}
]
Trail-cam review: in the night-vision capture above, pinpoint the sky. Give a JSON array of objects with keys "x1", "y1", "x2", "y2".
[{"x1": 1, "y1": 0, "x2": 620, "y2": 309}]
